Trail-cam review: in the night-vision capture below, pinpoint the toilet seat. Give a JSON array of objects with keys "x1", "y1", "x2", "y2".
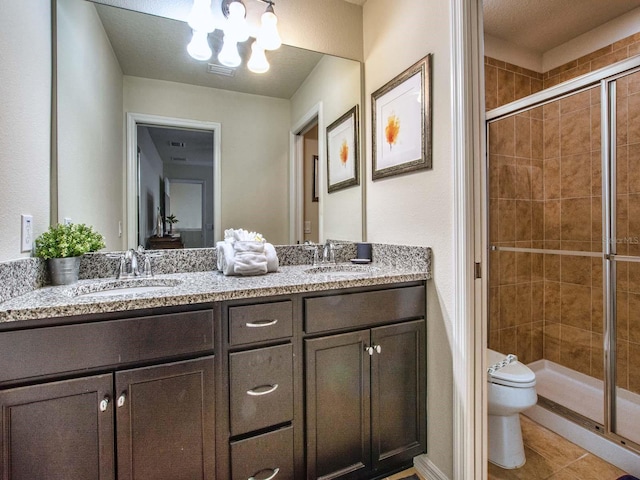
[{"x1": 487, "y1": 349, "x2": 536, "y2": 388}]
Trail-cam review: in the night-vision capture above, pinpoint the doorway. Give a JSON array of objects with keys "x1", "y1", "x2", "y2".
[{"x1": 126, "y1": 113, "x2": 221, "y2": 250}]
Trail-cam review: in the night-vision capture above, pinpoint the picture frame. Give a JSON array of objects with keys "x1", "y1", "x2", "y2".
[
  {"x1": 312, "y1": 155, "x2": 319, "y2": 202},
  {"x1": 326, "y1": 105, "x2": 359, "y2": 193},
  {"x1": 372, "y1": 54, "x2": 432, "y2": 180}
]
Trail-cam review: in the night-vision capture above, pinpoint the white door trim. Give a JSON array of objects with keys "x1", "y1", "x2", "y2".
[
  {"x1": 450, "y1": 0, "x2": 486, "y2": 479},
  {"x1": 289, "y1": 102, "x2": 323, "y2": 244},
  {"x1": 125, "y1": 112, "x2": 222, "y2": 249}
]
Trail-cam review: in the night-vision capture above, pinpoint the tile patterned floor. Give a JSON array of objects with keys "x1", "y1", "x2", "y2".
[
  {"x1": 385, "y1": 467, "x2": 423, "y2": 480},
  {"x1": 385, "y1": 415, "x2": 628, "y2": 480},
  {"x1": 488, "y1": 415, "x2": 628, "y2": 480}
]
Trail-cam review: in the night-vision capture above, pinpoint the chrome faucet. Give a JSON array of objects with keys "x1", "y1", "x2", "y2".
[
  {"x1": 108, "y1": 246, "x2": 161, "y2": 279},
  {"x1": 322, "y1": 240, "x2": 335, "y2": 265}
]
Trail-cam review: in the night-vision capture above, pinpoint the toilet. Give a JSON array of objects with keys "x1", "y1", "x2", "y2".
[{"x1": 487, "y1": 348, "x2": 537, "y2": 469}]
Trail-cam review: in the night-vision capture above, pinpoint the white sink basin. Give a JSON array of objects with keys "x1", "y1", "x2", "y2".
[{"x1": 68, "y1": 278, "x2": 182, "y2": 298}]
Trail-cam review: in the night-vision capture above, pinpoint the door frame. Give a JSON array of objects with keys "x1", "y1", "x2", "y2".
[
  {"x1": 125, "y1": 113, "x2": 221, "y2": 249},
  {"x1": 289, "y1": 102, "x2": 323, "y2": 244}
]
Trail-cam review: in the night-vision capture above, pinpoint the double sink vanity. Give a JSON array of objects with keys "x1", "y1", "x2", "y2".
[{"x1": 0, "y1": 243, "x2": 431, "y2": 480}]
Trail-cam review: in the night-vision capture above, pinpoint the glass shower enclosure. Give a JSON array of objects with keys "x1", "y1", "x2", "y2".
[{"x1": 487, "y1": 57, "x2": 640, "y2": 453}]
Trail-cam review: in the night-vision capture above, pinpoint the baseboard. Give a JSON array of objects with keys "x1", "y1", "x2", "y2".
[{"x1": 414, "y1": 454, "x2": 449, "y2": 480}]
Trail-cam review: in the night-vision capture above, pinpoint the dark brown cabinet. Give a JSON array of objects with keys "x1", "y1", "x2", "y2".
[
  {"x1": 0, "y1": 308, "x2": 216, "y2": 480},
  {"x1": 305, "y1": 320, "x2": 425, "y2": 480},
  {"x1": 0, "y1": 357, "x2": 215, "y2": 480},
  {"x1": 0, "y1": 374, "x2": 115, "y2": 480},
  {"x1": 115, "y1": 357, "x2": 216, "y2": 480}
]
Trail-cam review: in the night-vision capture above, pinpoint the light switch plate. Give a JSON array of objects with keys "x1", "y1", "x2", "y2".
[
  {"x1": 304, "y1": 221, "x2": 311, "y2": 234},
  {"x1": 21, "y1": 215, "x2": 33, "y2": 252}
]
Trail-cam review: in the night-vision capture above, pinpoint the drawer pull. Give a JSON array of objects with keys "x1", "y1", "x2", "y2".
[
  {"x1": 246, "y1": 384, "x2": 279, "y2": 396},
  {"x1": 249, "y1": 467, "x2": 280, "y2": 480},
  {"x1": 246, "y1": 319, "x2": 278, "y2": 328}
]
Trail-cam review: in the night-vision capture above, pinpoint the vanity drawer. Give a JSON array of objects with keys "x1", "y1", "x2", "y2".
[
  {"x1": 304, "y1": 285, "x2": 425, "y2": 334},
  {"x1": 0, "y1": 310, "x2": 214, "y2": 384},
  {"x1": 230, "y1": 425, "x2": 293, "y2": 480},
  {"x1": 228, "y1": 301, "x2": 293, "y2": 346},
  {"x1": 229, "y1": 344, "x2": 293, "y2": 436}
]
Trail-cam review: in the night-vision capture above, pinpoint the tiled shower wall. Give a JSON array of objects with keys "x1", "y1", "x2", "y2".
[{"x1": 487, "y1": 33, "x2": 640, "y2": 394}]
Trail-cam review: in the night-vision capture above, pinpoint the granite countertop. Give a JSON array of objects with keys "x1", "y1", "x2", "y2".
[{"x1": 0, "y1": 262, "x2": 429, "y2": 323}]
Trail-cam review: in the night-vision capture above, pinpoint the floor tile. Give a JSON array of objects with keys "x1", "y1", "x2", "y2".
[
  {"x1": 563, "y1": 453, "x2": 627, "y2": 479},
  {"x1": 545, "y1": 469, "x2": 582, "y2": 480},
  {"x1": 488, "y1": 446, "x2": 559, "y2": 480},
  {"x1": 385, "y1": 467, "x2": 423, "y2": 480},
  {"x1": 520, "y1": 415, "x2": 587, "y2": 467}
]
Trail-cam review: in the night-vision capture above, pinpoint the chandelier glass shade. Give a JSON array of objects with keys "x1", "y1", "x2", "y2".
[{"x1": 186, "y1": 0, "x2": 281, "y2": 73}]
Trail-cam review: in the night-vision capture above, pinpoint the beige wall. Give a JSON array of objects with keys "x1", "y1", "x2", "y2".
[
  {"x1": 57, "y1": 0, "x2": 124, "y2": 250},
  {"x1": 125, "y1": 76, "x2": 290, "y2": 245},
  {"x1": 0, "y1": 0, "x2": 52, "y2": 262},
  {"x1": 363, "y1": 0, "x2": 454, "y2": 476},
  {"x1": 291, "y1": 55, "x2": 363, "y2": 243}
]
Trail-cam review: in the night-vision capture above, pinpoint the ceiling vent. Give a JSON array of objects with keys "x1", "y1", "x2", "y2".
[
  {"x1": 169, "y1": 141, "x2": 186, "y2": 148},
  {"x1": 207, "y1": 63, "x2": 236, "y2": 77},
  {"x1": 171, "y1": 156, "x2": 187, "y2": 162}
]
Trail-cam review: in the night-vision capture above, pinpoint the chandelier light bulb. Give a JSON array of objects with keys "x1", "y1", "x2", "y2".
[
  {"x1": 225, "y1": 0, "x2": 250, "y2": 42},
  {"x1": 256, "y1": 4, "x2": 281, "y2": 51},
  {"x1": 188, "y1": 0, "x2": 215, "y2": 33},
  {"x1": 247, "y1": 41, "x2": 269, "y2": 73},
  {"x1": 218, "y1": 34, "x2": 241, "y2": 67},
  {"x1": 187, "y1": 29, "x2": 212, "y2": 61}
]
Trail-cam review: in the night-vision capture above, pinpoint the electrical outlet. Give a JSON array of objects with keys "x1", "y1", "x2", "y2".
[
  {"x1": 304, "y1": 221, "x2": 312, "y2": 234},
  {"x1": 63, "y1": 217, "x2": 72, "y2": 225},
  {"x1": 21, "y1": 215, "x2": 33, "y2": 252}
]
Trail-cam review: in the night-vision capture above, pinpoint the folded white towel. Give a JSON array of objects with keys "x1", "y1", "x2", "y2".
[
  {"x1": 265, "y1": 243, "x2": 279, "y2": 272},
  {"x1": 220, "y1": 243, "x2": 236, "y2": 276}
]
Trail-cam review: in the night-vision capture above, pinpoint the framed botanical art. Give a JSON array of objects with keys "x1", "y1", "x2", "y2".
[
  {"x1": 372, "y1": 54, "x2": 432, "y2": 180},
  {"x1": 326, "y1": 105, "x2": 359, "y2": 193}
]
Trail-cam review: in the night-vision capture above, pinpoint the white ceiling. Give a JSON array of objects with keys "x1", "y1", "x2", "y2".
[
  {"x1": 483, "y1": 0, "x2": 640, "y2": 54},
  {"x1": 93, "y1": 3, "x2": 324, "y2": 99}
]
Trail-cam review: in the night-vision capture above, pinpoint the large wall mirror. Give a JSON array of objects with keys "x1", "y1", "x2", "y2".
[{"x1": 55, "y1": 0, "x2": 364, "y2": 251}]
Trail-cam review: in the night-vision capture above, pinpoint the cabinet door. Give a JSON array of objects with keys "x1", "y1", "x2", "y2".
[
  {"x1": 305, "y1": 331, "x2": 371, "y2": 480},
  {"x1": 0, "y1": 374, "x2": 114, "y2": 480},
  {"x1": 370, "y1": 320, "x2": 426, "y2": 471},
  {"x1": 115, "y1": 356, "x2": 215, "y2": 480}
]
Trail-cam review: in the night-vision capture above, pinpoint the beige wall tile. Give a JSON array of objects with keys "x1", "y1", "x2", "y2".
[
  {"x1": 561, "y1": 198, "x2": 592, "y2": 242},
  {"x1": 544, "y1": 117, "x2": 560, "y2": 159},
  {"x1": 561, "y1": 153, "x2": 591, "y2": 198},
  {"x1": 497, "y1": 68, "x2": 515, "y2": 106},
  {"x1": 560, "y1": 255, "x2": 592, "y2": 286},
  {"x1": 560, "y1": 325, "x2": 591, "y2": 375},
  {"x1": 544, "y1": 157, "x2": 561, "y2": 199},
  {"x1": 544, "y1": 281, "x2": 561, "y2": 323},
  {"x1": 560, "y1": 109, "x2": 591, "y2": 155},
  {"x1": 485, "y1": 64, "x2": 498, "y2": 111},
  {"x1": 500, "y1": 284, "x2": 517, "y2": 328},
  {"x1": 560, "y1": 284, "x2": 592, "y2": 330}
]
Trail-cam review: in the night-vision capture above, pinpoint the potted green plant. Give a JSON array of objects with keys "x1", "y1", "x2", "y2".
[
  {"x1": 35, "y1": 223, "x2": 106, "y2": 285},
  {"x1": 165, "y1": 214, "x2": 179, "y2": 235}
]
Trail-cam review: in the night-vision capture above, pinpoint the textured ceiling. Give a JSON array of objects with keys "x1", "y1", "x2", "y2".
[
  {"x1": 483, "y1": 0, "x2": 640, "y2": 54},
  {"x1": 93, "y1": 3, "x2": 324, "y2": 99}
]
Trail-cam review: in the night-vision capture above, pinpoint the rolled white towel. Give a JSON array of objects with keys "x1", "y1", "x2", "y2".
[
  {"x1": 220, "y1": 243, "x2": 236, "y2": 276},
  {"x1": 265, "y1": 243, "x2": 279, "y2": 272},
  {"x1": 233, "y1": 240, "x2": 267, "y2": 275},
  {"x1": 216, "y1": 241, "x2": 227, "y2": 271}
]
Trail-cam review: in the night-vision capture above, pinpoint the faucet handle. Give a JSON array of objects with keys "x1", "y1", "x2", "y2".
[{"x1": 106, "y1": 253, "x2": 127, "y2": 279}]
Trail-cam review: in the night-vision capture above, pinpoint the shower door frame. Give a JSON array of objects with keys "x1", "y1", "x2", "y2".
[{"x1": 486, "y1": 55, "x2": 640, "y2": 455}]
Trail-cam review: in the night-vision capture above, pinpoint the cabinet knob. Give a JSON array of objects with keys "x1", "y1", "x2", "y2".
[
  {"x1": 249, "y1": 467, "x2": 280, "y2": 480},
  {"x1": 99, "y1": 396, "x2": 110, "y2": 412},
  {"x1": 365, "y1": 346, "x2": 374, "y2": 356},
  {"x1": 117, "y1": 392, "x2": 127, "y2": 408},
  {"x1": 374, "y1": 344, "x2": 382, "y2": 354}
]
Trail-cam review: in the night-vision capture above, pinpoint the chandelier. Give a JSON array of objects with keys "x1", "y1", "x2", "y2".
[{"x1": 186, "y1": 0, "x2": 282, "y2": 74}]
